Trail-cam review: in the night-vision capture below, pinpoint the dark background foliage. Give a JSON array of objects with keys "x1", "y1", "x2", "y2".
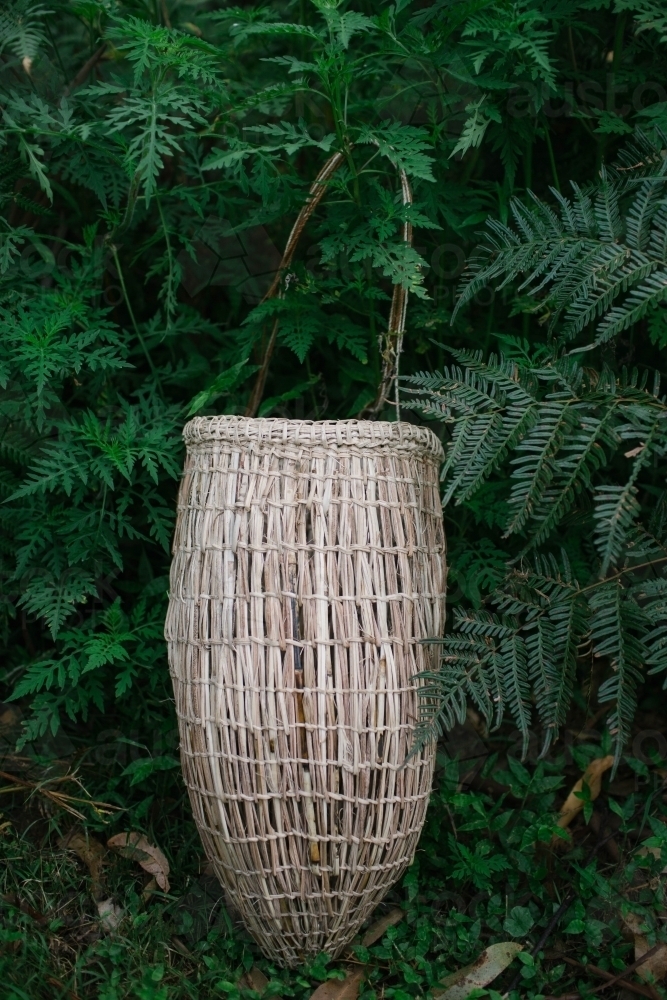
[{"x1": 3, "y1": 1, "x2": 667, "y2": 998}]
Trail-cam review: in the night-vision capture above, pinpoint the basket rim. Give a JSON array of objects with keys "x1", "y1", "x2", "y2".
[{"x1": 183, "y1": 416, "x2": 444, "y2": 458}]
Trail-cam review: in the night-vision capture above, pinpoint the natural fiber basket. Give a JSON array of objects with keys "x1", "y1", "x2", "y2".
[{"x1": 165, "y1": 417, "x2": 445, "y2": 965}]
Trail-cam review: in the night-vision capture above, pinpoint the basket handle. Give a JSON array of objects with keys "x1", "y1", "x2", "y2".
[{"x1": 244, "y1": 147, "x2": 413, "y2": 419}]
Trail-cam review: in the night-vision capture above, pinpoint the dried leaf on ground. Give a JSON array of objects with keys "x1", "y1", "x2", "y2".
[
  {"x1": 636, "y1": 845, "x2": 667, "y2": 872},
  {"x1": 97, "y1": 897, "x2": 124, "y2": 933},
  {"x1": 170, "y1": 936, "x2": 196, "y2": 960},
  {"x1": 240, "y1": 966, "x2": 280, "y2": 999},
  {"x1": 141, "y1": 876, "x2": 159, "y2": 903},
  {"x1": 432, "y1": 942, "x2": 523, "y2": 999},
  {"x1": 46, "y1": 975, "x2": 81, "y2": 1000},
  {"x1": 556, "y1": 755, "x2": 615, "y2": 829},
  {"x1": 107, "y1": 831, "x2": 170, "y2": 892},
  {"x1": 59, "y1": 830, "x2": 107, "y2": 900},
  {"x1": 623, "y1": 912, "x2": 667, "y2": 983},
  {"x1": 240, "y1": 968, "x2": 269, "y2": 993},
  {"x1": 309, "y1": 968, "x2": 365, "y2": 1000},
  {"x1": 361, "y1": 907, "x2": 404, "y2": 947}
]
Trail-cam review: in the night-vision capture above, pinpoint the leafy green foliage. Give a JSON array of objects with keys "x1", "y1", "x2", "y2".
[
  {"x1": 2, "y1": 6, "x2": 667, "y2": 993},
  {"x1": 407, "y1": 139, "x2": 667, "y2": 765},
  {"x1": 0, "y1": 0, "x2": 455, "y2": 741},
  {"x1": 454, "y1": 135, "x2": 667, "y2": 345}
]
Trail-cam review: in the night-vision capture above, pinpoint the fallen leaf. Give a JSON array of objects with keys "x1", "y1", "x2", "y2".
[
  {"x1": 0, "y1": 704, "x2": 22, "y2": 728},
  {"x1": 171, "y1": 935, "x2": 196, "y2": 960},
  {"x1": 240, "y1": 967, "x2": 274, "y2": 995},
  {"x1": 45, "y1": 976, "x2": 81, "y2": 1000},
  {"x1": 2, "y1": 891, "x2": 48, "y2": 924},
  {"x1": 361, "y1": 907, "x2": 404, "y2": 947},
  {"x1": 556, "y1": 755, "x2": 615, "y2": 829},
  {"x1": 97, "y1": 897, "x2": 124, "y2": 933},
  {"x1": 239, "y1": 968, "x2": 280, "y2": 1000},
  {"x1": 59, "y1": 830, "x2": 107, "y2": 900},
  {"x1": 141, "y1": 876, "x2": 159, "y2": 903},
  {"x1": 635, "y1": 845, "x2": 667, "y2": 872},
  {"x1": 636, "y1": 940, "x2": 667, "y2": 983},
  {"x1": 107, "y1": 831, "x2": 170, "y2": 892},
  {"x1": 623, "y1": 912, "x2": 667, "y2": 983},
  {"x1": 309, "y1": 968, "x2": 365, "y2": 1000},
  {"x1": 432, "y1": 942, "x2": 523, "y2": 999}
]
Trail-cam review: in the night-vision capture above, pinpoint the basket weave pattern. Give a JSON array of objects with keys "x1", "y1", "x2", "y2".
[{"x1": 166, "y1": 417, "x2": 446, "y2": 966}]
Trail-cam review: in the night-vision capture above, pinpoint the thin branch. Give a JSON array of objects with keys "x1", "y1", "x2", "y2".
[
  {"x1": 244, "y1": 151, "x2": 346, "y2": 417},
  {"x1": 544, "y1": 945, "x2": 662, "y2": 1000},
  {"x1": 63, "y1": 45, "x2": 106, "y2": 98},
  {"x1": 244, "y1": 319, "x2": 279, "y2": 419},
  {"x1": 590, "y1": 944, "x2": 660, "y2": 995},
  {"x1": 579, "y1": 555, "x2": 667, "y2": 594},
  {"x1": 547, "y1": 953, "x2": 658, "y2": 1000},
  {"x1": 547, "y1": 951, "x2": 656, "y2": 1000},
  {"x1": 110, "y1": 245, "x2": 162, "y2": 391},
  {"x1": 503, "y1": 823, "x2": 618, "y2": 996}
]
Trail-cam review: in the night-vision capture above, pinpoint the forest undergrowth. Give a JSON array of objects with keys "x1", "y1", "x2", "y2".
[{"x1": 3, "y1": 0, "x2": 667, "y2": 996}]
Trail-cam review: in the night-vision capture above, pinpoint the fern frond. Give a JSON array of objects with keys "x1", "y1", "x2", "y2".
[
  {"x1": 411, "y1": 647, "x2": 487, "y2": 753},
  {"x1": 590, "y1": 583, "x2": 647, "y2": 767},
  {"x1": 0, "y1": 1, "x2": 50, "y2": 61},
  {"x1": 645, "y1": 588, "x2": 667, "y2": 679},
  {"x1": 569, "y1": 181, "x2": 599, "y2": 235},
  {"x1": 525, "y1": 614, "x2": 556, "y2": 741},
  {"x1": 649, "y1": 203, "x2": 667, "y2": 261},
  {"x1": 526, "y1": 409, "x2": 617, "y2": 546},
  {"x1": 447, "y1": 349, "x2": 535, "y2": 403},
  {"x1": 559, "y1": 252, "x2": 657, "y2": 340},
  {"x1": 454, "y1": 607, "x2": 513, "y2": 639},
  {"x1": 594, "y1": 414, "x2": 663, "y2": 574},
  {"x1": 615, "y1": 128, "x2": 667, "y2": 177},
  {"x1": 505, "y1": 401, "x2": 576, "y2": 535},
  {"x1": 595, "y1": 268, "x2": 667, "y2": 341},
  {"x1": 498, "y1": 630, "x2": 531, "y2": 756},
  {"x1": 594, "y1": 167, "x2": 623, "y2": 243},
  {"x1": 455, "y1": 134, "x2": 667, "y2": 345},
  {"x1": 626, "y1": 178, "x2": 667, "y2": 251},
  {"x1": 446, "y1": 406, "x2": 538, "y2": 505},
  {"x1": 593, "y1": 483, "x2": 641, "y2": 576},
  {"x1": 539, "y1": 593, "x2": 588, "y2": 752},
  {"x1": 17, "y1": 569, "x2": 97, "y2": 639}
]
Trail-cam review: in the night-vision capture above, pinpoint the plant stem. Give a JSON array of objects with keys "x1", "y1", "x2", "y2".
[
  {"x1": 462, "y1": 145, "x2": 482, "y2": 186},
  {"x1": 156, "y1": 193, "x2": 175, "y2": 327},
  {"x1": 504, "y1": 824, "x2": 617, "y2": 995},
  {"x1": 111, "y1": 245, "x2": 161, "y2": 387},
  {"x1": 567, "y1": 25, "x2": 578, "y2": 73},
  {"x1": 548, "y1": 954, "x2": 657, "y2": 1000},
  {"x1": 245, "y1": 319, "x2": 279, "y2": 417},
  {"x1": 613, "y1": 11, "x2": 628, "y2": 72},
  {"x1": 579, "y1": 555, "x2": 667, "y2": 594},
  {"x1": 544, "y1": 121, "x2": 561, "y2": 192},
  {"x1": 523, "y1": 139, "x2": 533, "y2": 192}
]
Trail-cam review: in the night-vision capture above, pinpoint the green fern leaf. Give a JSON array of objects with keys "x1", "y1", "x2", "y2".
[{"x1": 590, "y1": 582, "x2": 647, "y2": 767}]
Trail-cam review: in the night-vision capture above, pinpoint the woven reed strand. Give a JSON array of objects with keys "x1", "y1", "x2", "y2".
[{"x1": 165, "y1": 417, "x2": 446, "y2": 966}]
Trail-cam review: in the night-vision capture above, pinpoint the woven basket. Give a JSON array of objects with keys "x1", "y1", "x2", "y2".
[{"x1": 166, "y1": 417, "x2": 445, "y2": 965}]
